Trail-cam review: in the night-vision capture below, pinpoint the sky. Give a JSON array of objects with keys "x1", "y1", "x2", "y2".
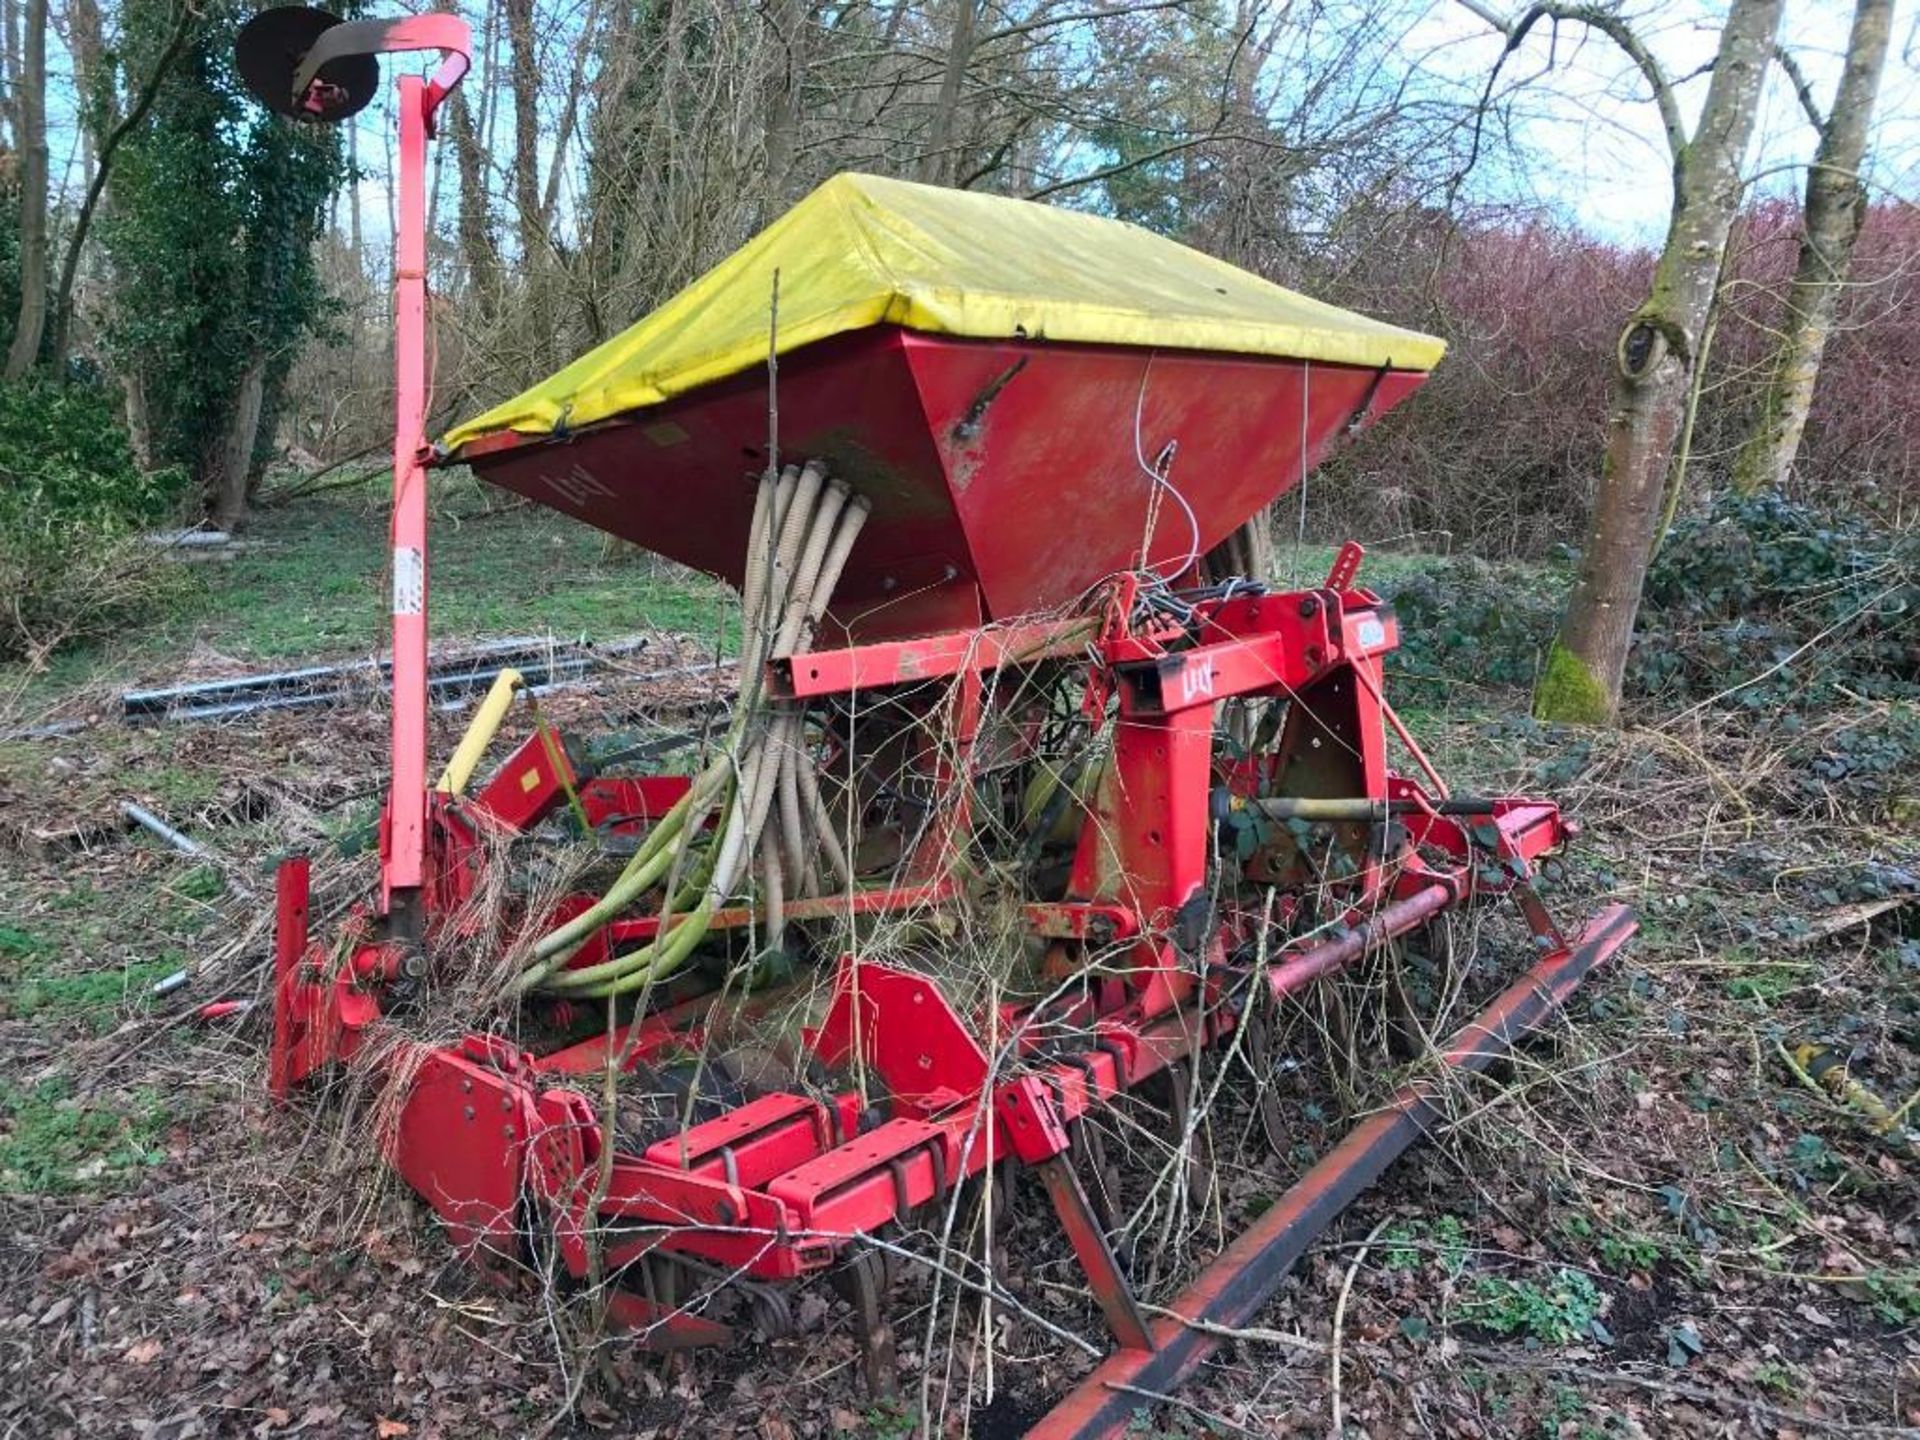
[
  {"x1": 1399, "y1": 0, "x2": 1920, "y2": 243},
  {"x1": 31, "y1": 0, "x2": 1920, "y2": 260}
]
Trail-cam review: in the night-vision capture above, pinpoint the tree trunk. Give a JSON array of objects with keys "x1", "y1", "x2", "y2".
[
  {"x1": 505, "y1": 0, "x2": 543, "y2": 263},
  {"x1": 919, "y1": 0, "x2": 976, "y2": 185},
  {"x1": 1730, "y1": 0, "x2": 1892, "y2": 496},
  {"x1": 760, "y1": 0, "x2": 809, "y2": 219},
  {"x1": 538, "y1": 0, "x2": 598, "y2": 229},
  {"x1": 347, "y1": 118, "x2": 363, "y2": 264},
  {"x1": 2, "y1": 0, "x2": 20, "y2": 146},
  {"x1": 448, "y1": 85, "x2": 500, "y2": 303},
  {"x1": 124, "y1": 368, "x2": 152, "y2": 469},
  {"x1": 1534, "y1": 0, "x2": 1783, "y2": 725},
  {"x1": 3, "y1": 0, "x2": 47, "y2": 379},
  {"x1": 209, "y1": 353, "x2": 269, "y2": 530}
]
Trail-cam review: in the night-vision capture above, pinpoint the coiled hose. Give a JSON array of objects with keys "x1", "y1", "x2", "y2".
[{"x1": 514, "y1": 461, "x2": 870, "y2": 998}]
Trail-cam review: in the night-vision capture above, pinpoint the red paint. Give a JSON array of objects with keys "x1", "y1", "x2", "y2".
[
  {"x1": 268, "y1": 855, "x2": 310, "y2": 1102},
  {"x1": 253, "y1": 139, "x2": 1631, "y2": 1398},
  {"x1": 461, "y1": 330, "x2": 1427, "y2": 643}
]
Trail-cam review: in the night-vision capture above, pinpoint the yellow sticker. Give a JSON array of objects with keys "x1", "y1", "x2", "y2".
[{"x1": 520, "y1": 768, "x2": 542, "y2": 793}]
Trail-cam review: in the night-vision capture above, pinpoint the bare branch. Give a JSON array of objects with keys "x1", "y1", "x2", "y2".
[
  {"x1": 1772, "y1": 41, "x2": 1825, "y2": 130},
  {"x1": 1458, "y1": 0, "x2": 1690, "y2": 162},
  {"x1": 50, "y1": 0, "x2": 198, "y2": 372}
]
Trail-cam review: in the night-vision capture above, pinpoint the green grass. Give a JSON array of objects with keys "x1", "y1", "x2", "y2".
[
  {"x1": 3, "y1": 469, "x2": 736, "y2": 713},
  {"x1": 0, "y1": 1076, "x2": 172, "y2": 1194},
  {"x1": 4, "y1": 958, "x2": 179, "y2": 1023},
  {"x1": 0, "y1": 917, "x2": 180, "y2": 1032},
  {"x1": 3, "y1": 481, "x2": 1541, "y2": 721},
  {"x1": 179, "y1": 472, "x2": 735, "y2": 658}
]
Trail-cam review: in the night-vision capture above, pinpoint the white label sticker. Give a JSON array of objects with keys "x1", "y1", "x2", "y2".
[
  {"x1": 1355, "y1": 617, "x2": 1386, "y2": 650},
  {"x1": 393, "y1": 546, "x2": 424, "y2": 616}
]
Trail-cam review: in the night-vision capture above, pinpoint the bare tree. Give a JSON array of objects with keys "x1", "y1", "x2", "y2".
[
  {"x1": 919, "y1": 0, "x2": 977, "y2": 183},
  {"x1": 760, "y1": 0, "x2": 811, "y2": 216},
  {"x1": 1462, "y1": 1, "x2": 1784, "y2": 724},
  {"x1": 3, "y1": 0, "x2": 46, "y2": 379},
  {"x1": 1730, "y1": 0, "x2": 1894, "y2": 496},
  {"x1": 505, "y1": 0, "x2": 543, "y2": 260},
  {"x1": 448, "y1": 84, "x2": 502, "y2": 303}
]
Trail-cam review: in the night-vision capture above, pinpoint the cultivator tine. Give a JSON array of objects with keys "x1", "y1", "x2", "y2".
[
  {"x1": 831, "y1": 1247, "x2": 899, "y2": 1398},
  {"x1": 1075, "y1": 1118, "x2": 1121, "y2": 1233},
  {"x1": 1162, "y1": 1065, "x2": 1216, "y2": 1213},
  {"x1": 1034, "y1": 1154, "x2": 1153, "y2": 1353},
  {"x1": 1241, "y1": 994, "x2": 1289, "y2": 1160}
]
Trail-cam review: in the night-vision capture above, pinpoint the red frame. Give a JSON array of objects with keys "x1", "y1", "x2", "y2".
[
  {"x1": 272, "y1": 554, "x2": 1630, "y2": 1352},
  {"x1": 255, "y1": 25, "x2": 1630, "y2": 1400}
]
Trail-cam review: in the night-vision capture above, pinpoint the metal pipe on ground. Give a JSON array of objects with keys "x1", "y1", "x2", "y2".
[
  {"x1": 1030, "y1": 902, "x2": 1637, "y2": 1440},
  {"x1": 1256, "y1": 796, "x2": 1504, "y2": 822},
  {"x1": 120, "y1": 635, "x2": 654, "y2": 723},
  {"x1": 1265, "y1": 882, "x2": 1454, "y2": 1002}
]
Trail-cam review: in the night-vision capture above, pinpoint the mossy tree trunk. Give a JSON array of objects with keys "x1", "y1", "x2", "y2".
[
  {"x1": 209, "y1": 352, "x2": 268, "y2": 531},
  {"x1": 1729, "y1": 0, "x2": 1892, "y2": 498},
  {"x1": 1525, "y1": 0, "x2": 1783, "y2": 725}
]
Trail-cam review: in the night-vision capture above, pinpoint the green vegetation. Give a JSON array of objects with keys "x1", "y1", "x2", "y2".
[
  {"x1": 3, "y1": 472, "x2": 735, "y2": 711},
  {"x1": 99, "y1": 0, "x2": 347, "y2": 525},
  {"x1": 1533, "y1": 640, "x2": 1614, "y2": 725},
  {"x1": 1461, "y1": 1268, "x2": 1606, "y2": 1346},
  {"x1": 1360, "y1": 494, "x2": 1920, "y2": 725},
  {"x1": 0, "y1": 1076, "x2": 171, "y2": 1194},
  {"x1": 1382, "y1": 1213, "x2": 1471, "y2": 1276},
  {"x1": 0, "y1": 919, "x2": 177, "y2": 1033},
  {"x1": 0, "y1": 375, "x2": 191, "y2": 661},
  {"x1": 6, "y1": 958, "x2": 178, "y2": 1025},
  {"x1": 174, "y1": 475, "x2": 733, "y2": 660}
]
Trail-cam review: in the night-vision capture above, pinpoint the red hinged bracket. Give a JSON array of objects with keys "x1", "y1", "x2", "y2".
[{"x1": 994, "y1": 1075, "x2": 1071, "y2": 1164}]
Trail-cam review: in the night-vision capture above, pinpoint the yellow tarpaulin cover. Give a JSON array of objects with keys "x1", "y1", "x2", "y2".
[{"x1": 442, "y1": 172, "x2": 1445, "y2": 453}]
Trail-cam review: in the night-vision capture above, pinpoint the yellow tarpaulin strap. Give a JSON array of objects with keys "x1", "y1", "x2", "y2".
[{"x1": 442, "y1": 173, "x2": 1445, "y2": 455}]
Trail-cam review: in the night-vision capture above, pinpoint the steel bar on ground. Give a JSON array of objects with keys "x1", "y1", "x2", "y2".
[
  {"x1": 1030, "y1": 902, "x2": 1636, "y2": 1440},
  {"x1": 1265, "y1": 882, "x2": 1453, "y2": 1001}
]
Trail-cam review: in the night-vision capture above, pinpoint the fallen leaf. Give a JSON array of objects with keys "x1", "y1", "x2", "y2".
[
  {"x1": 124, "y1": 1337, "x2": 164, "y2": 1364},
  {"x1": 375, "y1": 1421, "x2": 410, "y2": 1439}
]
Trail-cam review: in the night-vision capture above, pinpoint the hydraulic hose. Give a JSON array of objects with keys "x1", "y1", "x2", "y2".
[
  {"x1": 803, "y1": 495, "x2": 873, "y2": 637},
  {"x1": 795, "y1": 748, "x2": 853, "y2": 891},
  {"x1": 775, "y1": 715, "x2": 812, "y2": 896},
  {"x1": 775, "y1": 479, "x2": 850, "y2": 658},
  {"x1": 523, "y1": 458, "x2": 863, "y2": 995}
]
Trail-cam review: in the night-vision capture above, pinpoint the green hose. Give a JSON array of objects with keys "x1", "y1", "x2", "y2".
[{"x1": 517, "y1": 461, "x2": 853, "y2": 999}]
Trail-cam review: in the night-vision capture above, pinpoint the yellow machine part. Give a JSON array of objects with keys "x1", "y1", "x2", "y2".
[
  {"x1": 436, "y1": 668, "x2": 524, "y2": 797},
  {"x1": 442, "y1": 172, "x2": 1444, "y2": 453}
]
